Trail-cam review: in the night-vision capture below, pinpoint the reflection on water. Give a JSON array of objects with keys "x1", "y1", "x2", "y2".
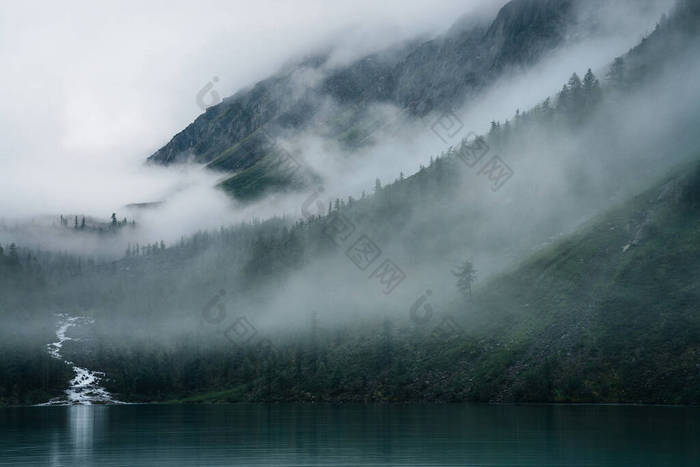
[
  {"x1": 46, "y1": 406, "x2": 107, "y2": 466},
  {"x1": 71, "y1": 406, "x2": 106, "y2": 464},
  {"x1": 1, "y1": 404, "x2": 699, "y2": 466}
]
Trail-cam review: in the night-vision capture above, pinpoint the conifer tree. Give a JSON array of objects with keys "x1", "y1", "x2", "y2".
[
  {"x1": 8, "y1": 243, "x2": 19, "y2": 268},
  {"x1": 607, "y1": 57, "x2": 625, "y2": 90},
  {"x1": 381, "y1": 319, "x2": 393, "y2": 367},
  {"x1": 583, "y1": 68, "x2": 602, "y2": 109},
  {"x1": 557, "y1": 84, "x2": 570, "y2": 110},
  {"x1": 567, "y1": 73, "x2": 583, "y2": 113},
  {"x1": 453, "y1": 260, "x2": 476, "y2": 299}
]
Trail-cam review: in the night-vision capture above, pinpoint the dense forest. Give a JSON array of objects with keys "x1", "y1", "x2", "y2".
[{"x1": 1, "y1": 0, "x2": 700, "y2": 406}]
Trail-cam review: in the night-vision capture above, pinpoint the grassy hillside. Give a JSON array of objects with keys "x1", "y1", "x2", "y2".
[{"x1": 459, "y1": 163, "x2": 700, "y2": 403}]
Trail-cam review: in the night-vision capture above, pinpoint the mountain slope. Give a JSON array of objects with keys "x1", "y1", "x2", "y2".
[
  {"x1": 146, "y1": 0, "x2": 580, "y2": 200},
  {"x1": 459, "y1": 163, "x2": 700, "y2": 403},
  {"x1": 3, "y1": 1, "x2": 699, "y2": 407},
  {"x1": 80, "y1": 160, "x2": 700, "y2": 405}
]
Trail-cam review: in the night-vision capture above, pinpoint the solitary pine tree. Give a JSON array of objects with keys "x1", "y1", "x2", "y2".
[{"x1": 453, "y1": 260, "x2": 477, "y2": 299}]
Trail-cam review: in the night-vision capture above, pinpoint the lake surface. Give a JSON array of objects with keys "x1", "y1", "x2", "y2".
[{"x1": 0, "y1": 404, "x2": 698, "y2": 466}]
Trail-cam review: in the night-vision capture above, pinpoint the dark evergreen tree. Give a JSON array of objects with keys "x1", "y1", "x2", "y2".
[
  {"x1": 567, "y1": 73, "x2": 583, "y2": 114},
  {"x1": 557, "y1": 83, "x2": 570, "y2": 111},
  {"x1": 381, "y1": 319, "x2": 393, "y2": 368},
  {"x1": 8, "y1": 243, "x2": 19, "y2": 268},
  {"x1": 453, "y1": 260, "x2": 476, "y2": 299},
  {"x1": 310, "y1": 311, "x2": 319, "y2": 373},
  {"x1": 583, "y1": 68, "x2": 602, "y2": 110}
]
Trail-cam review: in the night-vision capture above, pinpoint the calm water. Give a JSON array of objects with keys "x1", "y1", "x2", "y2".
[{"x1": 0, "y1": 404, "x2": 698, "y2": 466}]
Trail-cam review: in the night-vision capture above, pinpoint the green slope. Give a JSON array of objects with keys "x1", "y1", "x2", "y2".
[
  {"x1": 97, "y1": 163, "x2": 700, "y2": 405},
  {"x1": 459, "y1": 163, "x2": 700, "y2": 403}
]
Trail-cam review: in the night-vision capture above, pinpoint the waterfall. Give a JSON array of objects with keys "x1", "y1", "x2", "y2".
[{"x1": 38, "y1": 314, "x2": 124, "y2": 406}]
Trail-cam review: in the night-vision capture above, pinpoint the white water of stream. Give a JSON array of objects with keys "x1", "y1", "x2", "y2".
[{"x1": 38, "y1": 314, "x2": 124, "y2": 406}]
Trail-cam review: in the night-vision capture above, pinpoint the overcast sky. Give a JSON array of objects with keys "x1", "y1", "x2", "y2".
[
  {"x1": 0, "y1": 0, "x2": 506, "y2": 218},
  {"x1": 0, "y1": 0, "x2": 672, "y2": 235}
]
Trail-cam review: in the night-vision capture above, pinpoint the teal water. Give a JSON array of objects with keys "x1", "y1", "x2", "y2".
[{"x1": 0, "y1": 404, "x2": 698, "y2": 466}]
